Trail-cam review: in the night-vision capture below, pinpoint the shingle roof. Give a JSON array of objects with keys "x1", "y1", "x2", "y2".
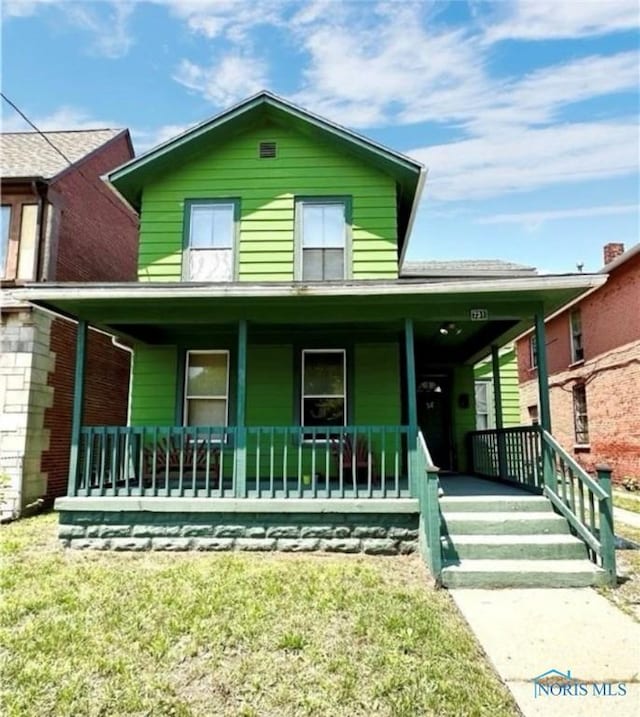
[
  {"x1": 0, "y1": 129, "x2": 123, "y2": 180},
  {"x1": 401, "y1": 259, "x2": 538, "y2": 279}
]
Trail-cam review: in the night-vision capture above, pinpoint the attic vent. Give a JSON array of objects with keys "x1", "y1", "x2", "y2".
[{"x1": 259, "y1": 141, "x2": 277, "y2": 158}]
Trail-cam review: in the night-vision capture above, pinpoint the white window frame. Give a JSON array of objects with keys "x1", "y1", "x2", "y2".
[
  {"x1": 301, "y1": 349, "x2": 347, "y2": 428},
  {"x1": 569, "y1": 309, "x2": 584, "y2": 363},
  {"x1": 184, "y1": 199, "x2": 238, "y2": 281},
  {"x1": 474, "y1": 379, "x2": 495, "y2": 430},
  {"x1": 1, "y1": 205, "x2": 11, "y2": 278},
  {"x1": 295, "y1": 197, "x2": 350, "y2": 281},
  {"x1": 183, "y1": 350, "x2": 230, "y2": 428}
]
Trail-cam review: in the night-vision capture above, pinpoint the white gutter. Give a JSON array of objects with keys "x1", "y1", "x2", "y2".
[
  {"x1": 399, "y1": 167, "x2": 428, "y2": 268},
  {"x1": 11, "y1": 274, "x2": 607, "y2": 304}
]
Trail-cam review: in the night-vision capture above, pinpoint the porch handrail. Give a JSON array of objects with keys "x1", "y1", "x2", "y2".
[
  {"x1": 416, "y1": 429, "x2": 442, "y2": 582},
  {"x1": 73, "y1": 424, "x2": 412, "y2": 500},
  {"x1": 467, "y1": 425, "x2": 615, "y2": 583},
  {"x1": 540, "y1": 429, "x2": 615, "y2": 583}
]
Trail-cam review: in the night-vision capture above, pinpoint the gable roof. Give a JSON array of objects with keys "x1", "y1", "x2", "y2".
[
  {"x1": 0, "y1": 129, "x2": 124, "y2": 180},
  {"x1": 107, "y1": 91, "x2": 425, "y2": 250},
  {"x1": 401, "y1": 259, "x2": 537, "y2": 279}
]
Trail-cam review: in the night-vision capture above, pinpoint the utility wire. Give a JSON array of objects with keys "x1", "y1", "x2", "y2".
[{"x1": 1, "y1": 92, "x2": 137, "y2": 225}]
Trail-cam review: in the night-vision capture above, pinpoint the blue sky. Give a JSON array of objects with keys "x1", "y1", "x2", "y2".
[{"x1": 2, "y1": 0, "x2": 639, "y2": 272}]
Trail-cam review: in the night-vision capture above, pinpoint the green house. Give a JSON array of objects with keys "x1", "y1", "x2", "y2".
[{"x1": 17, "y1": 93, "x2": 616, "y2": 587}]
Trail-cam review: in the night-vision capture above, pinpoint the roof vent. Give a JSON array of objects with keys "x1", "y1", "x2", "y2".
[{"x1": 259, "y1": 141, "x2": 277, "y2": 159}]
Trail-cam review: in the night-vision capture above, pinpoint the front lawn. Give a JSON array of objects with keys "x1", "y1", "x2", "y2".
[
  {"x1": 0, "y1": 514, "x2": 517, "y2": 717},
  {"x1": 600, "y1": 523, "x2": 640, "y2": 622},
  {"x1": 613, "y1": 491, "x2": 640, "y2": 515}
]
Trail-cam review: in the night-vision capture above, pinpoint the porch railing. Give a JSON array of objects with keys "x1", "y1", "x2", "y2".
[
  {"x1": 416, "y1": 430, "x2": 442, "y2": 582},
  {"x1": 468, "y1": 426, "x2": 616, "y2": 583},
  {"x1": 74, "y1": 425, "x2": 412, "y2": 499}
]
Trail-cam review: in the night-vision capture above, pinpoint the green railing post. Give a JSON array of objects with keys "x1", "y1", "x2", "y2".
[
  {"x1": 491, "y1": 345, "x2": 508, "y2": 479},
  {"x1": 67, "y1": 320, "x2": 87, "y2": 496},
  {"x1": 235, "y1": 320, "x2": 247, "y2": 497},
  {"x1": 426, "y1": 467, "x2": 442, "y2": 581},
  {"x1": 404, "y1": 318, "x2": 418, "y2": 496},
  {"x1": 597, "y1": 464, "x2": 616, "y2": 585},
  {"x1": 535, "y1": 312, "x2": 555, "y2": 492}
]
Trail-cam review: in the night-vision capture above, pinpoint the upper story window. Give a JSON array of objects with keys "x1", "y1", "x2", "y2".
[
  {"x1": 301, "y1": 349, "x2": 346, "y2": 427},
  {"x1": 529, "y1": 335, "x2": 538, "y2": 369},
  {"x1": 296, "y1": 198, "x2": 349, "y2": 281},
  {"x1": 184, "y1": 199, "x2": 238, "y2": 282},
  {"x1": 184, "y1": 350, "x2": 229, "y2": 426},
  {"x1": 570, "y1": 309, "x2": 583, "y2": 363},
  {"x1": 1, "y1": 206, "x2": 10, "y2": 278}
]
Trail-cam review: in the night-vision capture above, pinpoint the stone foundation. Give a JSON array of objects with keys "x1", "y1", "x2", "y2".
[{"x1": 59, "y1": 511, "x2": 419, "y2": 554}]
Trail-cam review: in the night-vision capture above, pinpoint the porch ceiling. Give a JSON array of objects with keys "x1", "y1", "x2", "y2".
[{"x1": 12, "y1": 274, "x2": 606, "y2": 363}]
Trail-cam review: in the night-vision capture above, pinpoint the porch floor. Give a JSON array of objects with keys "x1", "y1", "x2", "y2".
[{"x1": 439, "y1": 474, "x2": 536, "y2": 498}]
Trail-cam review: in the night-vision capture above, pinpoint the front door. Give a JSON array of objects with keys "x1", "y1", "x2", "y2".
[{"x1": 417, "y1": 374, "x2": 451, "y2": 469}]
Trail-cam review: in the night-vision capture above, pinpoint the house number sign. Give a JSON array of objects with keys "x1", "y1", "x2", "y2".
[{"x1": 470, "y1": 309, "x2": 489, "y2": 321}]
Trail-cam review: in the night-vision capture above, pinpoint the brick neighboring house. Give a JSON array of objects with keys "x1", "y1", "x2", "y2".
[
  {"x1": 516, "y1": 242, "x2": 640, "y2": 482},
  {"x1": 1, "y1": 129, "x2": 138, "y2": 518}
]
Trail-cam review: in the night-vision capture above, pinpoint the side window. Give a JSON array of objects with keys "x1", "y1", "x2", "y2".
[
  {"x1": 185, "y1": 200, "x2": 237, "y2": 281},
  {"x1": 184, "y1": 351, "x2": 229, "y2": 426},
  {"x1": 301, "y1": 350, "x2": 346, "y2": 427},
  {"x1": 570, "y1": 309, "x2": 583, "y2": 363},
  {"x1": 474, "y1": 380, "x2": 494, "y2": 430},
  {"x1": 529, "y1": 335, "x2": 538, "y2": 369},
  {"x1": 0, "y1": 205, "x2": 10, "y2": 278},
  {"x1": 572, "y1": 384, "x2": 589, "y2": 445},
  {"x1": 296, "y1": 199, "x2": 349, "y2": 280}
]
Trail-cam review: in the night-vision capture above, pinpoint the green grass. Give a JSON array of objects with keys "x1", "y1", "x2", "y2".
[
  {"x1": 600, "y1": 523, "x2": 640, "y2": 622},
  {"x1": 613, "y1": 492, "x2": 640, "y2": 515},
  {"x1": 0, "y1": 514, "x2": 517, "y2": 717}
]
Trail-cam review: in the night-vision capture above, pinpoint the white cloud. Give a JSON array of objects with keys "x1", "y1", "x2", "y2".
[
  {"x1": 483, "y1": 0, "x2": 640, "y2": 42},
  {"x1": 173, "y1": 53, "x2": 268, "y2": 106},
  {"x1": 477, "y1": 203, "x2": 639, "y2": 230},
  {"x1": 1, "y1": 105, "x2": 117, "y2": 132},
  {"x1": 3, "y1": 0, "x2": 135, "y2": 58},
  {"x1": 412, "y1": 120, "x2": 639, "y2": 201}
]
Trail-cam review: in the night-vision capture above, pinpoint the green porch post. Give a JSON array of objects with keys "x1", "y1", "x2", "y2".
[
  {"x1": 534, "y1": 311, "x2": 555, "y2": 491},
  {"x1": 491, "y1": 345, "x2": 508, "y2": 479},
  {"x1": 67, "y1": 320, "x2": 87, "y2": 496},
  {"x1": 404, "y1": 318, "x2": 418, "y2": 496},
  {"x1": 235, "y1": 319, "x2": 247, "y2": 497}
]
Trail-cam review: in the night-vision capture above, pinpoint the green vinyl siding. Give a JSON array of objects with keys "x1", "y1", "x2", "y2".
[
  {"x1": 130, "y1": 346, "x2": 177, "y2": 425},
  {"x1": 246, "y1": 345, "x2": 294, "y2": 425},
  {"x1": 138, "y1": 122, "x2": 398, "y2": 282},
  {"x1": 474, "y1": 346, "x2": 520, "y2": 427},
  {"x1": 354, "y1": 344, "x2": 401, "y2": 425},
  {"x1": 452, "y1": 365, "x2": 476, "y2": 472}
]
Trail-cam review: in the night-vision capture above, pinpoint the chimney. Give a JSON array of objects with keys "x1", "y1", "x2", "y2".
[{"x1": 603, "y1": 243, "x2": 625, "y2": 265}]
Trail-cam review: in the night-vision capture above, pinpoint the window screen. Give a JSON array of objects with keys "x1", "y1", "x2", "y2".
[
  {"x1": 301, "y1": 350, "x2": 346, "y2": 427},
  {"x1": 299, "y1": 201, "x2": 346, "y2": 280},
  {"x1": 184, "y1": 351, "x2": 229, "y2": 426}
]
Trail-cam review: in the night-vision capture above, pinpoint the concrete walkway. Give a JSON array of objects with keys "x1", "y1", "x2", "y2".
[
  {"x1": 615, "y1": 507, "x2": 640, "y2": 530},
  {"x1": 451, "y1": 588, "x2": 640, "y2": 716}
]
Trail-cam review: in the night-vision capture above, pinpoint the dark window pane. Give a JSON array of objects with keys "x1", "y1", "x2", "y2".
[
  {"x1": 302, "y1": 249, "x2": 323, "y2": 280},
  {"x1": 303, "y1": 352, "x2": 344, "y2": 395},
  {"x1": 323, "y1": 249, "x2": 344, "y2": 279},
  {"x1": 0, "y1": 206, "x2": 10, "y2": 274},
  {"x1": 303, "y1": 398, "x2": 345, "y2": 426}
]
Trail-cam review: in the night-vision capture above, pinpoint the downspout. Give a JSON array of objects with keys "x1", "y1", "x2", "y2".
[
  {"x1": 32, "y1": 180, "x2": 48, "y2": 281},
  {"x1": 111, "y1": 335, "x2": 134, "y2": 426}
]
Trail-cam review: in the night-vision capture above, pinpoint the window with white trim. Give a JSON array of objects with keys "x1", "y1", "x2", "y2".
[
  {"x1": 570, "y1": 309, "x2": 584, "y2": 363},
  {"x1": 530, "y1": 335, "x2": 538, "y2": 369},
  {"x1": 297, "y1": 199, "x2": 347, "y2": 280},
  {"x1": 474, "y1": 380, "x2": 494, "y2": 430},
  {"x1": 184, "y1": 351, "x2": 229, "y2": 426},
  {"x1": 185, "y1": 200, "x2": 236, "y2": 281},
  {"x1": 301, "y1": 349, "x2": 346, "y2": 427},
  {"x1": 1, "y1": 205, "x2": 10, "y2": 277},
  {"x1": 572, "y1": 383, "x2": 589, "y2": 445}
]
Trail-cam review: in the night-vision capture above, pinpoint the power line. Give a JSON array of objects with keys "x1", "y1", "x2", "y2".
[{"x1": 1, "y1": 92, "x2": 137, "y2": 226}]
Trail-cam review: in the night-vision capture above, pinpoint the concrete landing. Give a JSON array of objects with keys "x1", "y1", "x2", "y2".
[{"x1": 451, "y1": 588, "x2": 640, "y2": 716}]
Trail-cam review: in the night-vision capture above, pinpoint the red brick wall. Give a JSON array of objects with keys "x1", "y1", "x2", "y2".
[
  {"x1": 51, "y1": 132, "x2": 138, "y2": 282},
  {"x1": 517, "y1": 253, "x2": 640, "y2": 481},
  {"x1": 42, "y1": 318, "x2": 131, "y2": 501}
]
